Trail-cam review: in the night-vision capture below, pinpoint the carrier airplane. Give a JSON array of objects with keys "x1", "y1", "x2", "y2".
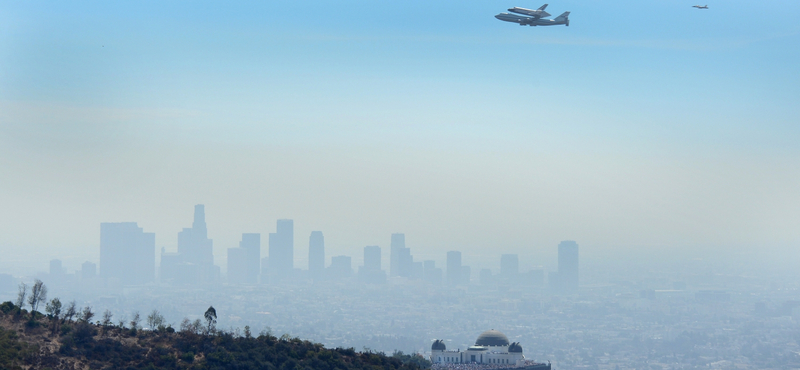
[{"x1": 495, "y1": 8, "x2": 570, "y2": 26}]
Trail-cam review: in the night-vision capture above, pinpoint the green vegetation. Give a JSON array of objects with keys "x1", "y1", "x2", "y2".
[{"x1": 1, "y1": 300, "x2": 430, "y2": 370}]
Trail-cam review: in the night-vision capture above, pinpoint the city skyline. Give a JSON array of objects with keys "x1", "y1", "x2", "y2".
[{"x1": 2, "y1": 1, "x2": 799, "y2": 270}]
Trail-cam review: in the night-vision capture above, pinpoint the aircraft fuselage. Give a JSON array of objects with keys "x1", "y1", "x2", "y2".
[{"x1": 494, "y1": 13, "x2": 567, "y2": 26}]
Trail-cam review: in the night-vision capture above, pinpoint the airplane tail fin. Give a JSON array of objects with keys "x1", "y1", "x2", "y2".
[
  {"x1": 537, "y1": 4, "x2": 548, "y2": 10},
  {"x1": 554, "y1": 11, "x2": 570, "y2": 26}
]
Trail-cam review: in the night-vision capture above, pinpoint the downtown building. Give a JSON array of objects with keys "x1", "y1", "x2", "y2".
[
  {"x1": 160, "y1": 205, "x2": 218, "y2": 285},
  {"x1": 100, "y1": 222, "x2": 155, "y2": 285}
]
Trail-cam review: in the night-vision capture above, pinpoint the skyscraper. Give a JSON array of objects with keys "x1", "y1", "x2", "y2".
[
  {"x1": 446, "y1": 251, "x2": 462, "y2": 286},
  {"x1": 228, "y1": 233, "x2": 260, "y2": 285},
  {"x1": 557, "y1": 240, "x2": 579, "y2": 291},
  {"x1": 390, "y1": 233, "x2": 405, "y2": 277},
  {"x1": 308, "y1": 231, "x2": 325, "y2": 279},
  {"x1": 389, "y1": 233, "x2": 413, "y2": 277},
  {"x1": 268, "y1": 219, "x2": 294, "y2": 280},
  {"x1": 358, "y1": 245, "x2": 386, "y2": 284},
  {"x1": 176, "y1": 204, "x2": 215, "y2": 283},
  {"x1": 100, "y1": 222, "x2": 155, "y2": 285}
]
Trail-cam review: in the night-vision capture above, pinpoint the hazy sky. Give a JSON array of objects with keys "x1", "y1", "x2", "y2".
[{"x1": 1, "y1": 0, "x2": 799, "y2": 273}]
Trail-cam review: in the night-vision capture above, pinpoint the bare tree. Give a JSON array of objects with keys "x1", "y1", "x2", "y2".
[
  {"x1": 100, "y1": 310, "x2": 113, "y2": 336},
  {"x1": 28, "y1": 279, "x2": 47, "y2": 313},
  {"x1": 179, "y1": 318, "x2": 192, "y2": 333},
  {"x1": 117, "y1": 314, "x2": 127, "y2": 329},
  {"x1": 130, "y1": 311, "x2": 141, "y2": 330},
  {"x1": 146, "y1": 309, "x2": 165, "y2": 330},
  {"x1": 192, "y1": 319, "x2": 203, "y2": 334},
  {"x1": 15, "y1": 282, "x2": 27, "y2": 308},
  {"x1": 101, "y1": 310, "x2": 113, "y2": 326},
  {"x1": 63, "y1": 301, "x2": 77, "y2": 322},
  {"x1": 204, "y1": 306, "x2": 217, "y2": 334},
  {"x1": 79, "y1": 306, "x2": 94, "y2": 323}
]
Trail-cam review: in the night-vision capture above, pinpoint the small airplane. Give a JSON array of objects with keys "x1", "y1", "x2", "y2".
[
  {"x1": 693, "y1": 5, "x2": 708, "y2": 9},
  {"x1": 495, "y1": 6, "x2": 570, "y2": 26},
  {"x1": 507, "y1": 4, "x2": 551, "y2": 19}
]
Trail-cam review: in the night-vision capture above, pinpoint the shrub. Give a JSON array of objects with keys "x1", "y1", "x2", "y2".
[{"x1": 0, "y1": 301, "x2": 15, "y2": 314}]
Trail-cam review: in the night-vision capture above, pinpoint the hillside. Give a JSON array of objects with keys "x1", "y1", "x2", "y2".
[{"x1": 0, "y1": 301, "x2": 429, "y2": 370}]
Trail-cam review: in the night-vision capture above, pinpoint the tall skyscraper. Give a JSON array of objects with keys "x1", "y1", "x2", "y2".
[
  {"x1": 268, "y1": 219, "x2": 294, "y2": 280},
  {"x1": 446, "y1": 251, "x2": 462, "y2": 286},
  {"x1": 389, "y1": 233, "x2": 413, "y2": 277},
  {"x1": 500, "y1": 254, "x2": 519, "y2": 277},
  {"x1": 390, "y1": 233, "x2": 404, "y2": 277},
  {"x1": 308, "y1": 231, "x2": 325, "y2": 279},
  {"x1": 176, "y1": 204, "x2": 215, "y2": 283},
  {"x1": 100, "y1": 222, "x2": 155, "y2": 285},
  {"x1": 557, "y1": 240, "x2": 579, "y2": 291}
]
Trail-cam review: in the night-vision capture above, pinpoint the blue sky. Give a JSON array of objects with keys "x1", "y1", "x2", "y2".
[{"x1": 1, "y1": 0, "x2": 799, "y2": 272}]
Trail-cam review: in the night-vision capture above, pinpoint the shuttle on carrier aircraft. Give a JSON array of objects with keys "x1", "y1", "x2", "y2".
[{"x1": 495, "y1": 4, "x2": 570, "y2": 26}]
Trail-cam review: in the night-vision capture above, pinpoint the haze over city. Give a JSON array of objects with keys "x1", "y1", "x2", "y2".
[{"x1": 1, "y1": 1, "x2": 799, "y2": 369}]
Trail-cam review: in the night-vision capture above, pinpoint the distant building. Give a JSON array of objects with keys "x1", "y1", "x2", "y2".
[
  {"x1": 389, "y1": 233, "x2": 412, "y2": 277},
  {"x1": 423, "y1": 260, "x2": 442, "y2": 285},
  {"x1": 329, "y1": 255, "x2": 352, "y2": 279},
  {"x1": 554, "y1": 240, "x2": 579, "y2": 291},
  {"x1": 431, "y1": 330, "x2": 549, "y2": 369},
  {"x1": 268, "y1": 219, "x2": 294, "y2": 281},
  {"x1": 446, "y1": 251, "x2": 462, "y2": 286},
  {"x1": 49, "y1": 259, "x2": 64, "y2": 277},
  {"x1": 160, "y1": 205, "x2": 217, "y2": 285},
  {"x1": 359, "y1": 246, "x2": 386, "y2": 284},
  {"x1": 308, "y1": 231, "x2": 325, "y2": 280},
  {"x1": 100, "y1": 222, "x2": 155, "y2": 285},
  {"x1": 228, "y1": 233, "x2": 260, "y2": 285},
  {"x1": 81, "y1": 261, "x2": 97, "y2": 281}
]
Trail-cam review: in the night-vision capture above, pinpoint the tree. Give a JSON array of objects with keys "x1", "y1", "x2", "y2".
[
  {"x1": 192, "y1": 319, "x2": 203, "y2": 334},
  {"x1": 27, "y1": 279, "x2": 47, "y2": 313},
  {"x1": 117, "y1": 314, "x2": 127, "y2": 329},
  {"x1": 45, "y1": 298, "x2": 62, "y2": 319},
  {"x1": 244, "y1": 325, "x2": 252, "y2": 339},
  {"x1": 45, "y1": 298, "x2": 63, "y2": 334},
  {"x1": 15, "y1": 283, "x2": 27, "y2": 309},
  {"x1": 79, "y1": 306, "x2": 94, "y2": 323},
  {"x1": 63, "y1": 301, "x2": 77, "y2": 322},
  {"x1": 179, "y1": 318, "x2": 192, "y2": 333},
  {"x1": 204, "y1": 306, "x2": 217, "y2": 334},
  {"x1": 100, "y1": 310, "x2": 113, "y2": 336},
  {"x1": 146, "y1": 309, "x2": 165, "y2": 330},
  {"x1": 101, "y1": 310, "x2": 113, "y2": 326},
  {"x1": 130, "y1": 311, "x2": 141, "y2": 331}
]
